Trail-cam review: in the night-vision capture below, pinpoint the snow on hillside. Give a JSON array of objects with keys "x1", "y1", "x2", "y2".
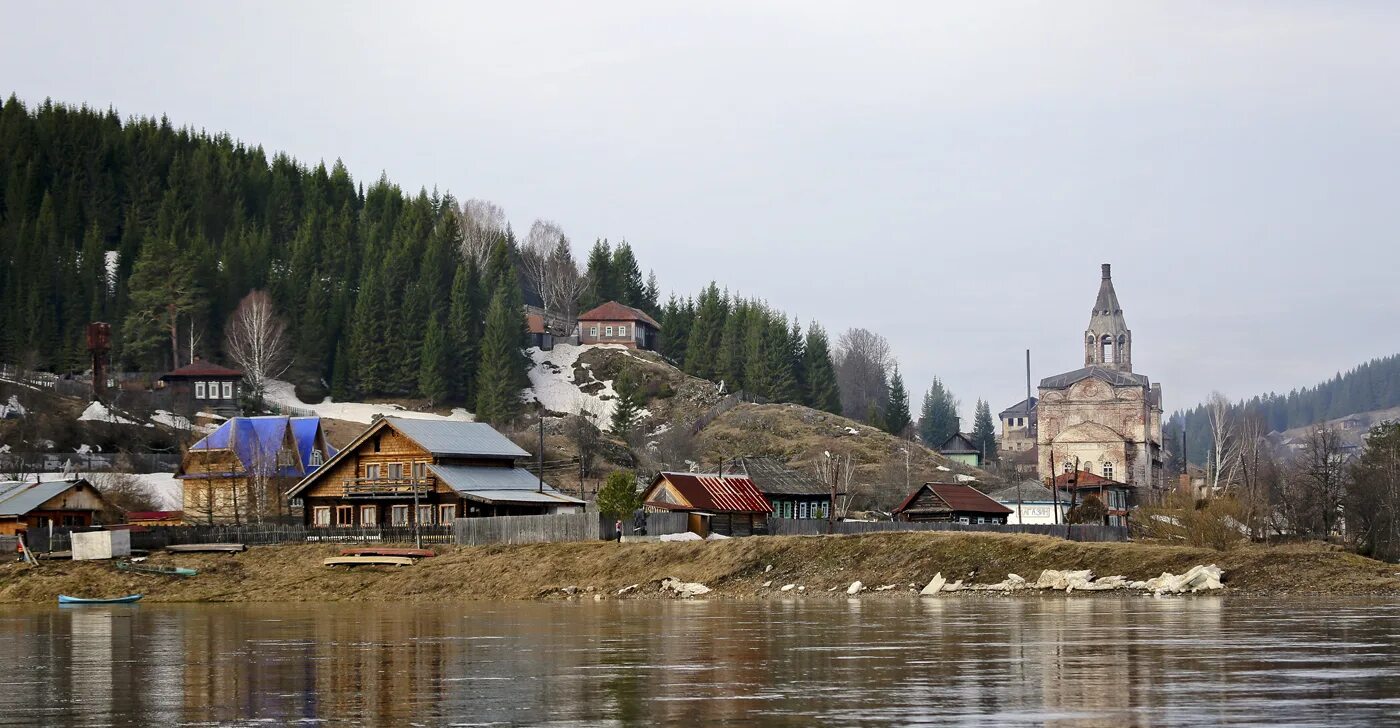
[
  {"x1": 264, "y1": 379, "x2": 473, "y2": 424},
  {"x1": 78, "y1": 401, "x2": 137, "y2": 425},
  {"x1": 527, "y1": 344, "x2": 650, "y2": 431},
  {"x1": 37, "y1": 471, "x2": 183, "y2": 510}
]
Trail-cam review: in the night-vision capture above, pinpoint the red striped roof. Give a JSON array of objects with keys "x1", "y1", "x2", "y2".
[{"x1": 648, "y1": 472, "x2": 772, "y2": 514}]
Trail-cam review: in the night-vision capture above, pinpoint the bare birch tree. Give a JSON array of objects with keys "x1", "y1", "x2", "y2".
[
  {"x1": 815, "y1": 451, "x2": 862, "y2": 517},
  {"x1": 225, "y1": 290, "x2": 292, "y2": 408},
  {"x1": 459, "y1": 199, "x2": 507, "y2": 265},
  {"x1": 1206, "y1": 391, "x2": 1240, "y2": 493},
  {"x1": 543, "y1": 239, "x2": 589, "y2": 324},
  {"x1": 520, "y1": 220, "x2": 564, "y2": 310},
  {"x1": 834, "y1": 328, "x2": 892, "y2": 424}
]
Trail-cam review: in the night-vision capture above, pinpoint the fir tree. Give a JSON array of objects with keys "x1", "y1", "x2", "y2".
[
  {"x1": 121, "y1": 232, "x2": 202, "y2": 370},
  {"x1": 972, "y1": 398, "x2": 997, "y2": 463},
  {"x1": 447, "y1": 261, "x2": 481, "y2": 403},
  {"x1": 475, "y1": 286, "x2": 524, "y2": 424},
  {"x1": 802, "y1": 323, "x2": 841, "y2": 414},
  {"x1": 330, "y1": 340, "x2": 352, "y2": 400},
  {"x1": 418, "y1": 315, "x2": 450, "y2": 406},
  {"x1": 885, "y1": 366, "x2": 912, "y2": 437},
  {"x1": 612, "y1": 242, "x2": 645, "y2": 308},
  {"x1": 683, "y1": 283, "x2": 726, "y2": 381},
  {"x1": 610, "y1": 369, "x2": 644, "y2": 434},
  {"x1": 918, "y1": 378, "x2": 960, "y2": 448},
  {"x1": 581, "y1": 239, "x2": 615, "y2": 309}
]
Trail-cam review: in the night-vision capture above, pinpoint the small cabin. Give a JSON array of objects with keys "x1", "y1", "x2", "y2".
[
  {"x1": 577, "y1": 301, "x2": 661, "y2": 350},
  {"x1": 640, "y1": 471, "x2": 772, "y2": 537},
  {"x1": 160, "y1": 358, "x2": 244, "y2": 416},
  {"x1": 937, "y1": 433, "x2": 983, "y2": 468},
  {"x1": 892, "y1": 482, "x2": 1011, "y2": 524},
  {"x1": 286, "y1": 417, "x2": 583, "y2": 529},
  {"x1": 0, "y1": 478, "x2": 108, "y2": 536}
]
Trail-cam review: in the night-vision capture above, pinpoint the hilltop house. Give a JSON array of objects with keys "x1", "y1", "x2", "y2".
[
  {"x1": 577, "y1": 301, "x2": 661, "y2": 350},
  {"x1": 985, "y1": 480, "x2": 1069, "y2": 525},
  {"x1": 937, "y1": 433, "x2": 983, "y2": 468},
  {"x1": 723, "y1": 456, "x2": 833, "y2": 520},
  {"x1": 286, "y1": 417, "x2": 583, "y2": 528},
  {"x1": 160, "y1": 358, "x2": 244, "y2": 417},
  {"x1": 178, "y1": 416, "x2": 337, "y2": 524},
  {"x1": 640, "y1": 471, "x2": 772, "y2": 536},
  {"x1": 0, "y1": 478, "x2": 108, "y2": 536},
  {"x1": 892, "y1": 482, "x2": 1012, "y2": 524}
]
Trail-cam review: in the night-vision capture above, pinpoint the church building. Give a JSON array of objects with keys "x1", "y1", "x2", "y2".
[{"x1": 1037, "y1": 264, "x2": 1164, "y2": 494}]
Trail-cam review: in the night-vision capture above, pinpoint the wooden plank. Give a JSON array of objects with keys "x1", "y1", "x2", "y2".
[{"x1": 323, "y1": 555, "x2": 415, "y2": 567}]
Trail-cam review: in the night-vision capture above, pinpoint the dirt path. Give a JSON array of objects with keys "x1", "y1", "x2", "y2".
[{"x1": 2, "y1": 532, "x2": 1396, "y2": 603}]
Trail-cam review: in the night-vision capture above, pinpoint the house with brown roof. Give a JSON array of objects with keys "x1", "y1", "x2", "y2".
[
  {"x1": 892, "y1": 482, "x2": 1012, "y2": 524},
  {"x1": 159, "y1": 357, "x2": 244, "y2": 416},
  {"x1": 640, "y1": 471, "x2": 772, "y2": 536},
  {"x1": 577, "y1": 301, "x2": 660, "y2": 350},
  {"x1": 1051, "y1": 470, "x2": 1134, "y2": 527},
  {"x1": 723, "y1": 456, "x2": 833, "y2": 521}
]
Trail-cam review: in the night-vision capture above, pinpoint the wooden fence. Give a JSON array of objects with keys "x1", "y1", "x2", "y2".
[
  {"x1": 767, "y1": 518, "x2": 1129, "y2": 542},
  {"x1": 27, "y1": 524, "x2": 454, "y2": 552},
  {"x1": 454, "y1": 512, "x2": 690, "y2": 546}
]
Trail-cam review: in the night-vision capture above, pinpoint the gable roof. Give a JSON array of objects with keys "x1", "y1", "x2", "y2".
[
  {"x1": 1052, "y1": 470, "x2": 1131, "y2": 490},
  {"x1": 385, "y1": 418, "x2": 529, "y2": 459},
  {"x1": 578, "y1": 301, "x2": 661, "y2": 329},
  {"x1": 893, "y1": 483, "x2": 1013, "y2": 516},
  {"x1": 0, "y1": 479, "x2": 103, "y2": 517},
  {"x1": 646, "y1": 472, "x2": 771, "y2": 514},
  {"x1": 998, "y1": 397, "x2": 1037, "y2": 419},
  {"x1": 429, "y1": 464, "x2": 584, "y2": 506},
  {"x1": 1040, "y1": 365, "x2": 1150, "y2": 391},
  {"x1": 162, "y1": 359, "x2": 243, "y2": 379},
  {"x1": 724, "y1": 456, "x2": 830, "y2": 496},
  {"x1": 938, "y1": 433, "x2": 980, "y2": 455},
  {"x1": 185, "y1": 416, "x2": 335, "y2": 479},
  {"x1": 986, "y1": 480, "x2": 1068, "y2": 504}
]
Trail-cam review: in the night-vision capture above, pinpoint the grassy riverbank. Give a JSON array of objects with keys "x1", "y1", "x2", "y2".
[{"x1": 2, "y1": 532, "x2": 1397, "y2": 603}]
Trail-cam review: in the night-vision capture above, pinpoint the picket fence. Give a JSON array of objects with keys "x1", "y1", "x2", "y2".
[{"x1": 767, "y1": 518, "x2": 1129, "y2": 542}]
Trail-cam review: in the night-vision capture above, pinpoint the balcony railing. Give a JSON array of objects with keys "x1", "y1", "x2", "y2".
[{"x1": 341, "y1": 478, "x2": 433, "y2": 498}]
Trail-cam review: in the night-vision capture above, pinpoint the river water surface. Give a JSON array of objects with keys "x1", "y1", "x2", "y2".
[{"x1": 2, "y1": 597, "x2": 1399, "y2": 726}]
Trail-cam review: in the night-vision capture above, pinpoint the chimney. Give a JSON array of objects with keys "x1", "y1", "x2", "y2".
[{"x1": 1101, "y1": 263, "x2": 1111, "y2": 279}]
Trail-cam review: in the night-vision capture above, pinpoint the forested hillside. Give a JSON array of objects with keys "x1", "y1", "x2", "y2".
[
  {"x1": 0, "y1": 96, "x2": 839, "y2": 421},
  {"x1": 1168, "y1": 354, "x2": 1400, "y2": 463}
]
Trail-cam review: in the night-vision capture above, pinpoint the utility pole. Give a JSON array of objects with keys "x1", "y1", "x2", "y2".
[
  {"x1": 537, "y1": 407, "x2": 545, "y2": 494},
  {"x1": 826, "y1": 452, "x2": 836, "y2": 535},
  {"x1": 1017, "y1": 348, "x2": 1030, "y2": 532}
]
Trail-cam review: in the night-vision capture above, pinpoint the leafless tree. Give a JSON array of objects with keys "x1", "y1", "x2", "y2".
[
  {"x1": 1232, "y1": 410, "x2": 1270, "y2": 537},
  {"x1": 1346, "y1": 422, "x2": 1400, "y2": 560},
  {"x1": 1206, "y1": 392, "x2": 1241, "y2": 493},
  {"x1": 225, "y1": 290, "x2": 292, "y2": 407},
  {"x1": 1287, "y1": 424, "x2": 1349, "y2": 538},
  {"x1": 816, "y1": 451, "x2": 863, "y2": 517},
  {"x1": 459, "y1": 198, "x2": 507, "y2": 265},
  {"x1": 543, "y1": 239, "x2": 589, "y2": 324},
  {"x1": 834, "y1": 328, "x2": 892, "y2": 424},
  {"x1": 90, "y1": 472, "x2": 161, "y2": 522}
]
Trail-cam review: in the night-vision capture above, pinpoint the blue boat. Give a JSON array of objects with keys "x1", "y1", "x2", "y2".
[{"x1": 57, "y1": 594, "x2": 143, "y2": 605}]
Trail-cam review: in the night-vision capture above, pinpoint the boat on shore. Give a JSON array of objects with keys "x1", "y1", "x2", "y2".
[
  {"x1": 338, "y1": 547, "x2": 435, "y2": 558},
  {"x1": 323, "y1": 555, "x2": 415, "y2": 567},
  {"x1": 117, "y1": 562, "x2": 198, "y2": 577},
  {"x1": 58, "y1": 594, "x2": 143, "y2": 605},
  {"x1": 166, "y1": 543, "x2": 246, "y2": 554}
]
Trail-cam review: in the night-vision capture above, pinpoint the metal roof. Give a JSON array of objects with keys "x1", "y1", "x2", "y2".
[
  {"x1": 997, "y1": 397, "x2": 1037, "y2": 419},
  {"x1": 429, "y1": 464, "x2": 584, "y2": 505},
  {"x1": 1039, "y1": 366, "x2": 1150, "y2": 391},
  {"x1": 647, "y1": 472, "x2": 772, "y2": 514},
  {"x1": 388, "y1": 419, "x2": 530, "y2": 459},
  {"x1": 725, "y1": 456, "x2": 830, "y2": 496},
  {"x1": 986, "y1": 480, "x2": 1068, "y2": 504},
  {"x1": 577, "y1": 301, "x2": 662, "y2": 329},
  {"x1": 0, "y1": 479, "x2": 101, "y2": 517},
  {"x1": 161, "y1": 359, "x2": 243, "y2": 379},
  {"x1": 938, "y1": 433, "x2": 980, "y2": 455}
]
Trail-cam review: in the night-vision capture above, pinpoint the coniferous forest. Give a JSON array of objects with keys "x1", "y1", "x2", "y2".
[{"x1": 0, "y1": 97, "x2": 841, "y2": 420}]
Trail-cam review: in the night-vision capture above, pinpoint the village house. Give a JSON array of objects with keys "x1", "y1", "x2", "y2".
[
  {"x1": 576, "y1": 301, "x2": 661, "y2": 350},
  {"x1": 286, "y1": 417, "x2": 583, "y2": 528},
  {"x1": 640, "y1": 471, "x2": 772, "y2": 536},
  {"x1": 891, "y1": 482, "x2": 1012, "y2": 524},
  {"x1": 159, "y1": 357, "x2": 244, "y2": 417},
  {"x1": 998, "y1": 397, "x2": 1037, "y2": 453},
  {"x1": 0, "y1": 478, "x2": 108, "y2": 536},
  {"x1": 937, "y1": 433, "x2": 983, "y2": 468},
  {"x1": 985, "y1": 480, "x2": 1069, "y2": 525},
  {"x1": 1052, "y1": 470, "x2": 1134, "y2": 527},
  {"x1": 1037, "y1": 264, "x2": 1164, "y2": 494},
  {"x1": 723, "y1": 456, "x2": 833, "y2": 521},
  {"x1": 178, "y1": 416, "x2": 337, "y2": 524}
]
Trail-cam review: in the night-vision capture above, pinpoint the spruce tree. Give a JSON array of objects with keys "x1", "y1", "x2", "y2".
[
  {"x1": 418, "y1": 315, "x2": 450, "y2": 405},
  {"x1": 447, "y1": 261, "x2": 481, "y2": 403},
  {"x1": 885, "y1": 366, "x2": 912, "y2": 437},
  {"x1": 919, "y1": 378, "x2": 960, "y2": 448},
  {"x1": 610, "y1": 369, "x2": 644, "y2": 434},
  {"x1": 684, "y1": 284, "x2": 726, "y2": 381},
  {"x1": 612, "y1": 242, "x2": 645, "y2": 308},
  {"x1": 802, "y1": 323, "x2": 841, "y2": 414},
  {"x1": 330, "y1": 340, "x2": 352, "y2": 400},
  {"x1": 972, "y1": 398, "x2": 998, "y2": 463},
  {"x1": 475, "y1": 287, "x2": 524, "y2": 424},
  {"x1": 581, "y1": 239, "x2": 615, "y2": 309}
]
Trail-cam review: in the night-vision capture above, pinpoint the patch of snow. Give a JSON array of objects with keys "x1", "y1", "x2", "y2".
[
  {"x1": 954, "y1": 474, "x2": 977, "y2": 483},
  {"x1": 78, "y1": 401, "x2": 137, "y2": 425},
  {"x1": 844, "y1": 427, "x2": 860, "y2": 435},
  {"x1": 936, "y1": 465, "x2": 951, "y2": 472},
  {"x1": 660, "y1": 532, "x2": 704, "y2": 542},
  {"x1": 526, "y1": 344, "x2": 650, "y2": 432},
  {"x1": 104, "y1": 250, "x2": 119, "y2": 293},
  {"x1": 263, "y1": 379, "x2": 475, "y2": 424},
  {"x1": 0, "y1": 444, "x2": 10, "y2": 454},
  {"x1": 1, "y1": 394, "x2": 26, "y2": 418},
  {"x1": 75, "y1": 444, "x2": 93, "y2": 455}
]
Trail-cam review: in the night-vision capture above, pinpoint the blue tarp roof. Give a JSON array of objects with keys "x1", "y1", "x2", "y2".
[{"x1": 188, "y1": 416, "x2": 331, "y2": 478}]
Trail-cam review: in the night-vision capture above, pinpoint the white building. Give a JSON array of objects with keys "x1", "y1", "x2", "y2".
[{"x1": 986, "y1": 480, "x2": 1069, "y2": 525}]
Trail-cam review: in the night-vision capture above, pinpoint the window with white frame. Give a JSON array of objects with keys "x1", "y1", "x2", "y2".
[
  {"x1": 1102, "y1": 462, "x2": 1114, "y2": 480},
  {"x1": 388, "y1": 462, "x2": 403, "y2": 479},
  {"x1": 391, "y1": 505, "x2": 409, "y2": 526},
  {"x1": 799, "y1": 501, "x2": 809, "y2": 519},
  {"x1": 412, "y1": 462, "x2": 426, "y2": 480},
  {"x1": 590, "y1": 326, "x2": 598, "y2": 336},
  {"x1": 976, "y1": 517, "x2": 986, "y2": 524},
  {"x1": 309, "y1": 449, "x2": 323, "y2": 467},
  {"x1": 195, "y1": 381, "x2": 206, "y2": 399},
  {"x1": 958, "y1": 516, "x2": 970, "y2": 524},
  {"x1": 360, "y1": 505, "x2": 377, "y2": 525},
  {"x1": 222, "y1": 381, "x2": 233, "y2": 399},
  {"x1": 313, "y1": 507, "x2": 331, "y2": 526},
  {"x1": 605, "y1": 326, "x2": 614, "y2": 336},
  {"x1": 209, "y1": 381, "x2": 220, "y2": 398},
  {"x1": 417, "y1": 505, "x2": 434, "y2": 525},
  {"x1": 618, "y1": 325, "x2": 627, "y2": 337}
]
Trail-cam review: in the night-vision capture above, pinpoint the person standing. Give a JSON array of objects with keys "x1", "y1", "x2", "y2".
[{"x1": 614, "y1": 518, "x2": 623, "y2": 543}]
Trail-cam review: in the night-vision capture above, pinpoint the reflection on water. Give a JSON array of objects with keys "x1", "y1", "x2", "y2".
[{"x1": 3, "y1": 597, "x2": 1400, "y2": 725}]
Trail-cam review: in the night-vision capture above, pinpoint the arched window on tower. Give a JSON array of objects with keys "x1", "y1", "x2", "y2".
[
  {"x1": 1102, "y1": 461, "x2": 1114, "y2": 480},
  {"x1": 1117, "y1": 335, "x2": 1127, "y2": 364},
  {"x1": 1101, "y1": 335, "x2": 1115, "y2": 364}
]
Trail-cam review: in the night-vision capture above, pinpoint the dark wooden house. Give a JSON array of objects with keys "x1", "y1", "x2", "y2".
[
  {"x1": 0, "y1": 478, "x2": 108, "y2": 536},
  {"x1": 640, "y1": 471, "x2": 772, "y2": 536},
  {"x1": 286, "y1": 417, "x2": 583, "y2": 529},
  {"x1": 160, "y1": 358, "x2": 244, "y2": 416},
  {"x1": 1052, "y1": 470, "x2": 1135, "y2": 527},
  {"x1": 724, "y1": 456, "x2": 833, "y2": 521},
  {"x1": 892, "y1": 482, "x2": 1012, "y2": 524}
]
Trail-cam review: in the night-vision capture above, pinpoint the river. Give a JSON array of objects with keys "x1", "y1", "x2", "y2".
[{"x1": 2, "y1": 597, "x2": 1398, "y2": 726}]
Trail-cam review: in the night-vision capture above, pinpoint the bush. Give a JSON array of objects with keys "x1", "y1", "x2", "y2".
[{"x1": 596, "y1": 470, "x2": 642, "y2": 520}]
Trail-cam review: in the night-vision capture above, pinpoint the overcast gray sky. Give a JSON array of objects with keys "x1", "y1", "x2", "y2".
[{"x1": 5, "y1": 1, "x2": 1398, "y2": 423}]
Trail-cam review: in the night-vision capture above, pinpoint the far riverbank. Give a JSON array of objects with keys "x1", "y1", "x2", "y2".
[{"x1": 2, "y1": 532, "x2": 1397, "y2": 603}]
